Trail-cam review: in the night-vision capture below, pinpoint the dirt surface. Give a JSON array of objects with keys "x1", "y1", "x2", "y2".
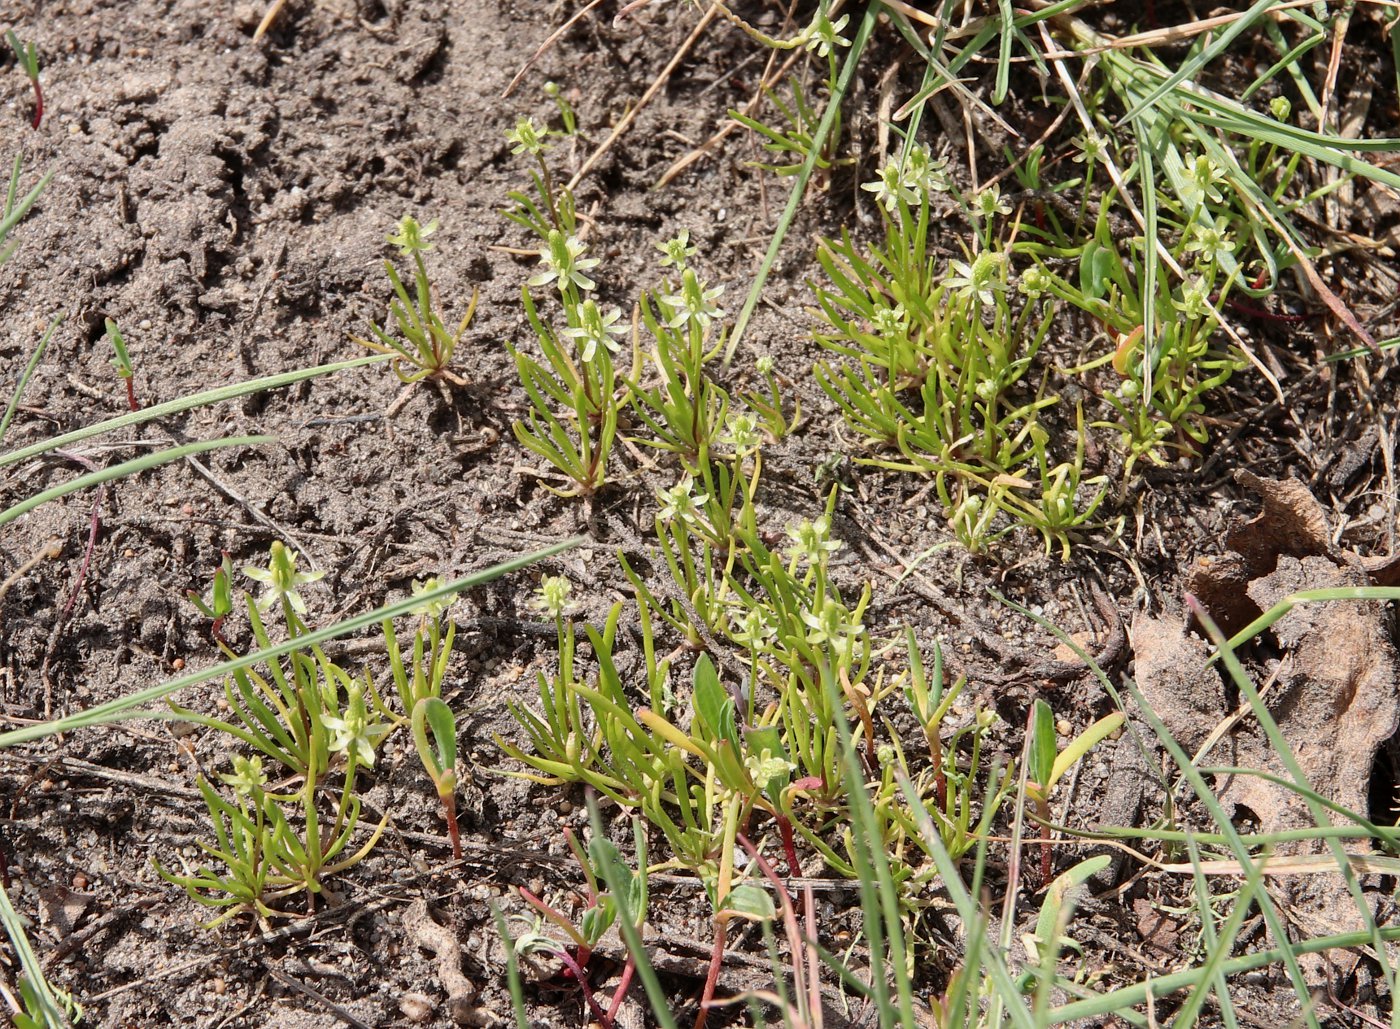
[{"x1": 2, "y1": 1, "x2": 1400, "y2": 1026}]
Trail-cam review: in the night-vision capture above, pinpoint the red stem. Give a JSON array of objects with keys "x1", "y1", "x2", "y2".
[
  {"x1": 1036, "y1": 798, "x2": 1052, "y2": 885},
  {"x1": 29, "y1": 78, "x2": 43, "y2": 130},
  {"x1": 776, "y1": 814, "x2": 800, "y2": 877},
  {"x1": 692, "y1": 919, "x2": 727, "y2": 1029},
  {"x1": 604, "y1": 954, "x2": 637, "y2": 1026},
  {"x1": 442, "y1": 795, "x2": 462, "y2": 860},
  {"x1": 551, "y1": 947, "x2": 609, "y2": 1026},
  {"x1": 53, "y1": 450, "x2": 104, "y2": 622}
]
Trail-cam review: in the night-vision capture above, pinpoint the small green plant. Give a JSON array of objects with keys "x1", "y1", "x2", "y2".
[
  {"x1": 371, "y1": 576, "x2": 457, "y2": 722},
  {"x1": 104, "y1": 317, "x2": 139, "y2": 412},
  {"x1": 186, "y1": 551, "x2": 235, "y2": 645},
  {"x1": 1025, "y1": 698, "x2": 1124, "y2": 885},
  {"x1": 503, "y1": 130, "x2": 624, "y2": 496},
  {"x1": 628, "y1": 250, "x2": 730, "y2": 464},
  {"x1": 812, "y1": 147, "x2": 1107, "y2": 557},
  {"x1": 354, "y1": 215, "x2": 476, "y2": 389},
  {"x1": 1014, "y1": 187, "x2": 1249, "y2": 477},
  {"x1": 0, "y1": 155, "x2": 52, "y2": 267},
  {"x1": 411, "y1": 697, "x2": 462, "y2": 860},
  {"x1": 730, "y1": 74, "x2": 848, "y2": 179},
  {"x1": 6, "y1": 30, "x2": 42, "y2": 129},
  {"x1": 155, "y1": 748, "x2": 387, "y2": 926},
  {"x1": 163, "y1": 542, "x2": 392, "y2": 918},
  {"x1": 515, "y1": 821, "x2": 649, "y2": 1026},
  {"x1": 728, "y1": 7, "x2": 852, "y2": 182}
]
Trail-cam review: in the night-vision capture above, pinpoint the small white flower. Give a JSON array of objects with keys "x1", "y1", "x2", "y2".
[
  {"x1": 870, "y1": 304, "x2": 907, "y2": 338},
  {"x1": 945, "y1": 252, "x2": 1006, "y2": 306},
  {"x1": 506, "y1": 116, "x2": 548, "y2": 157},
  {"x1": 801, "y1": 600, "x2": 863, "y2": 651},
  {"x1": 562, "y1": 299, "x2": 626, "y2": 362},
  {"x1": 530, "y1": 575, "x2": 575, "y2": 619},
  {"x1": 243, "y1": 541, "x2": 324, "y2": 616},
  {"x1": 1018, "y1": 265, "x2": 1051, "y2": 299},
  {"x1": 785, "y1": 515, "x2": 842, "y2": 567},
  {"x1": 804, "y1": 11, "x2": 850, "y2": 57},
  {"x1": 744, "y1": 748, "x2": 796, "y2": 792},
  {"x1": 973, "y1": 185, "x2": 1011, "y2": 220},
  {"x1": 904, "y1": 144, "x2": 950, "y2": 194},
  {"x1": 322, "y1": 684, "x2": 387, "y2": 768},
  {"x1": 658, "y1": 269, "x2": 725, "y2": 331},
  {"x1": 862, "y1": 160, "x2": 920, "y2": 213},
  {"x1": 1174, "y1": 276, "x2": 1212, "y2": 320},
  {"x1": 656, "y1": 229, "x2": 698, "y2": 270},
  {"x1": 657, "y1": 476, "x2": 709, "y2": 525},
  {"x1": 410, "y1": 576, "x2": 453, "y2": 620},
  {"x1": 1183, "y1": 221, "x2": 1235, "y2": 265},
  {"x1": 1072, "y1": 133, "x2": 1106, "y2": 164},
  {"x1": 528, "y1": 230, "x2": 600, "y2": 293},
  {"x1": 720, "y1": 411, "x2": 762, "y2": 453}
]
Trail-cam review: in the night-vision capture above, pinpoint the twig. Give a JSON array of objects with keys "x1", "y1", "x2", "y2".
[
  {"x1": 566, "y1": 5, "x2": 719, "y2": 192},
  {"x1": 181, "y1": 453, "x2": 314, "y2": 564},
  {"x1": 266, "y1": 967, "x2": 373, "y2": 1029},
  {"x1": 0, "y1": 538, "x2": 62, "y2": 610}
]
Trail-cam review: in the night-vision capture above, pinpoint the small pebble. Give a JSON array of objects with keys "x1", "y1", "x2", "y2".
[
  {"x1": 211, "y1": 978, "x2": 227, "y2": 996},
  {"x1": 399, "y1": 993, "x2": 434, "y2": 1022},
  {"x1": 1056, "y1": 718, "x2": 1072, "y2": 737}
]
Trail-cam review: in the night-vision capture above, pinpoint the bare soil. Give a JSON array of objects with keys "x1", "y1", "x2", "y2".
[{"x1": 2, "y1": 1, "x2": 1400, "y2": 1026}]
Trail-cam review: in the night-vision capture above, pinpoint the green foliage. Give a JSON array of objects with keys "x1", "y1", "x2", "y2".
[
  {"x1": 501, "y1": 527, "x2": 1010, "y2": 920},
  {"x1": 411, "y1": 696, "x2": 462, "y2": 858},
  {"x1": 353, "y1": 215, "x2": 476, "y2": 386},
  {"x1": 0, "y1": 155, "x2": 52, "y2": 266},
  {"x1": 729, "y1": 74, "x2": 848, "y2": 178},
  {"x1": 161, "y1": 542, "x2": 394, "y2": 918},
  {"x1": 812, "y1": 149, "x2": 1107, "y2": 557}
]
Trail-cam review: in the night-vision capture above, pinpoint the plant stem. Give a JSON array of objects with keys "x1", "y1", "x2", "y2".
[
  {"x1": 692, "y1": 917, "x2": 727, "y2": 1029},
  {"x1": 441, "y1": 794, "x2": 462, "y2": 860},
  {"x1": 28, "y1": 75, "x2": 43, "y2": 130}
]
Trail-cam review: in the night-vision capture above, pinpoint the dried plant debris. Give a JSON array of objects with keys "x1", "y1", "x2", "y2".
[{"x1": 1134, "y1": 472, "x2": 1400, "y2": 982}]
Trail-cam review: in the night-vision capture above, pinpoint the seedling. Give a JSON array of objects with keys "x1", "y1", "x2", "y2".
[
  {"x1": 515, "y1": 822, "x2": 649, "y2": 1028},
  {"x1": 0, "y1": 155, "x2": 53, "y2": 267},
  {"x1": 354, "y1": 216, "x2": 476, "y2": 402},
  {"x1": 1025, "y1": 699, "x2": 1123, "y2": 884},
  {"x1": 6, "y1": 31, "x2": 42, "y2": 129},
  {"x1": 411, "y1": 697, "x2": 462, "y2": 860},
  {"x1": 370, "y1": 577, "x2": 457, "y2": 724},
  {"x1": 104, "y1": 318, "x2": 139, "y2": 412},
  {"x1": 186, "y1": 551, "x2": 235, "y2": 646}
]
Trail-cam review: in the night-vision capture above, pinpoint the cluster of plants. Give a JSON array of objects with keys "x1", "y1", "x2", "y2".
[
  {"x1": 475, "y1": 2, "x2": 1400, "y2": 1025},
  {"x1": 157, "y1": 545, "x2": 451, "y2": 924},
  {"x1": 483, "y1": 70, "x2": 1138, "y2": 1025},
  {"x1": 7, "y1": 1, "x2": 1400, "y2": 1026}
]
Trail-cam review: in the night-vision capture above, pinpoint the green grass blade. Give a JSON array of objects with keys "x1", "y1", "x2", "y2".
[
  {"x1": 0, "y1": 165, "x2": 53, "y2": 246},
  {"x1": 0, "y1": 881, "x2": 70, "y2": 1027},
  {"x1": 0, "y1": 538, "x2": 582, "y2": 747},
  {"x1": 0, "y1": 311, "x2": 62, "y2": 443},
  {"x1": 0, "y1": 435, "x2": 275, "y2": 529},
  {"x1": 0, "y1": 354, "x2": 391, "y2": 471},
  {"x1": 723, "y1": 2, "x2": 879, "y2": 365},
  {"x1": 1051, "y1": 925, "x2": 1400, "y2": 1021},
  {"x1": 585, "y1": 797, "x2": 679, "y2": 1029},
  {"x1": 990, "y1": 588, "x2": 1323, "y2": 1026},
  {"x1": 1118, "y1": 0, "x2": 1278, "y2": 123}
]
